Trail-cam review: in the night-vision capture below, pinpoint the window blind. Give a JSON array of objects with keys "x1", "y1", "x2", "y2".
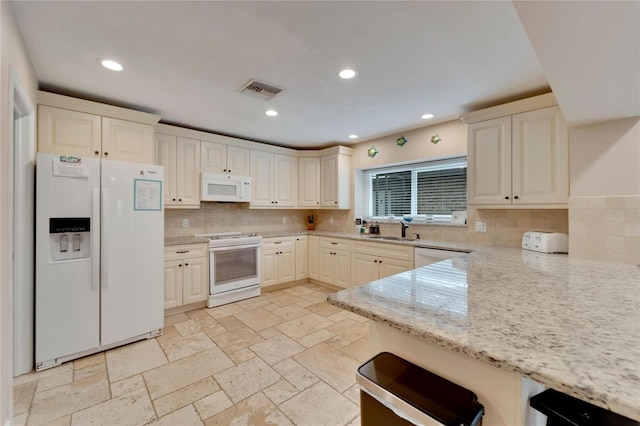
[{"x1": 363, "y1": 156, "x2": 467, "y2": 220}]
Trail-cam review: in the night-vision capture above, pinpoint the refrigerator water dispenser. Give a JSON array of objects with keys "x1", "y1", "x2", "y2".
[{"x1": 49, "y1": 217, "x2": 91, "y2": 261}]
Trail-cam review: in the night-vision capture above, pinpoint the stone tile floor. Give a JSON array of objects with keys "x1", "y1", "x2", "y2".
[{"x1": 13, "y1": 283, "x2": 369, "y2": 425}]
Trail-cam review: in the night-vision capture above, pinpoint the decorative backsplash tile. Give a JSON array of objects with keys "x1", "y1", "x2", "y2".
[{"x1": 568, "y1": 196, "x2": 640, "y2": 265}]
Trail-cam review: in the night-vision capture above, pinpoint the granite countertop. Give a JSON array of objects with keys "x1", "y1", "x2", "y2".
[
  {"x1": 328, "y1": 247, "x2": 640, "y2": 421},
  {"x1": 164, "y1": 236, "x2": 209, "y2": 246}
]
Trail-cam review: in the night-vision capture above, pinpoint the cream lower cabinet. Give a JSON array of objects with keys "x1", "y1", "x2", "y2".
[
  {"x1": 318, "y1": 237, "x2": 350, "y2": 288},
  {"x1": 308, "y1": 236, "x2": 320, "y2": 280},
  {"x1": 164, "y1": 244, "x2": 209, "y2": 309},
  {"x1": 350, "y1": 241, "x2": 414, "y2": 287},
  {"x1": 295, "y1": 235, "x2": 309, "y2": 280},
  {"x1": 261, "y1": 237, "x2": 296, "y2": 289},
  {"x1": 467, "y1": 103, "x2": 568, "y2": 207}
]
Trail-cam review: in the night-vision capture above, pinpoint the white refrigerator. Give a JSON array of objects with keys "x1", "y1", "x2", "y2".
[{"x1": 35, "y1": 153, "x2": 164, "y2": 370}]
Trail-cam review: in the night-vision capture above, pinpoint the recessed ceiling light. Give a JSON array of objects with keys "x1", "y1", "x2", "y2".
[
  {"x1": 265, "y1": 110, "x2": 278, "y2": 117},
  {"x1": 339, "y1": 69, "x2": 357, "y2": 79},
  {"x1": 99, "y1": 59, "x2": 123, "y2": 71},
  {"x1": 421, "y1": 113, "x2": 434, "y2": 120},
  {"x1": 348, "y1": 134, "x2": 358, "y2": 139}
]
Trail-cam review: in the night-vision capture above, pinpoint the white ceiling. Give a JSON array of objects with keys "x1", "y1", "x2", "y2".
[{"x1": 11, "y1": 1, "x2": 554, "y2": 148}]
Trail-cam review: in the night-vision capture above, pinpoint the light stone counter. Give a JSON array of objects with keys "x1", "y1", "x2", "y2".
[
  {"x1": 164, "y1": 236, "x2": 209, "y2": 246},
  {"x1": 327, "y1": 246, "x2": 640, "y2": 421}
]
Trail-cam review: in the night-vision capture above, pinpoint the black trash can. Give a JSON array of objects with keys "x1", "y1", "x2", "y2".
[
  {"x1": 530, "y1": 388, "x2": 640, "y2": 426},
  {"x1": 357, "y1": 352, "x2": 484, "y2": 426}
]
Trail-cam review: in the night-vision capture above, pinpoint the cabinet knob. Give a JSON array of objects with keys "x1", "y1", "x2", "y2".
[
  {"x1": 334, "y1": 201, "x2": 338, "y2": 204},
  {"x1": 317, "y1": 202, "x2": 319, "y2": 205},
  {"x1": 172, "y1": 198, "x2": 176, "y2": 201},
  {"x1": 379, "y1": 260, "x2": 382, "y2": 264},
  {"x1": 374, "y1": 260, "x2": 378, "y2": 263},
  {"x1": 223, "y1": 169, "x2": 227, "y2": 172},
  {"x1": 94, "y1": 150, "x2": 100, "y2": 155},
  {"x1": 228, "y1": 170, "x2": 231, "y2": 173},
  {"x1": 185, "y1": 263, "x2": 189, "y2": 266},
  {"x1": 275, "y1": 201, "x2": 278, "y2": 204},
  {"x1": 178, "y1": 264, "x2": 182, "y2": 267},
  {"x1": 514, "y1": 195, "x2": 519, "y2": 200},
  {"x1": 505, "y1": 196, "x2": 510, "y2": 200},
  {"x1": 104, "y1": 152, "x2": 109, "y2": 156},
  {"x1": 178, "y1": 198, "x2": 182, "y2": 202}
]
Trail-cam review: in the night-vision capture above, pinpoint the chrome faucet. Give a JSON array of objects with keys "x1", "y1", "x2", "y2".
[{"x1": 401, "y1": 221, "x2": 410, "y2": 238}]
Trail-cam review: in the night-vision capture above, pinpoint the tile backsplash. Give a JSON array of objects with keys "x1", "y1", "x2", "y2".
[{"x1": 568, "y1": 196, "x2": 640, "y2": 265}]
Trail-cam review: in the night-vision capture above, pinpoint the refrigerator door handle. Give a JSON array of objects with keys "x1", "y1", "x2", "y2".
[
  {"x1": 92, "y1": 188, "x2": 100, "y2": 291},
  {"x1": 101, "y1": 188, "x2": 109, "y2": 289}
]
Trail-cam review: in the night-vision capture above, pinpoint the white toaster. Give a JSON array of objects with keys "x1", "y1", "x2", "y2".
[{"x1": 522, "y1": 231, "x2": 568, "y2": 253}]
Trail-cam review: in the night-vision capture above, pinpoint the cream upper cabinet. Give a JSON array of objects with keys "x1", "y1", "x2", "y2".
[
  {"x1": 465, "y1": 95, "x2": 568, "y2": 208},
  {"x1": 295, "y1": 235, "x2": 309, "y2": 280},
  {"x1": 38, "y1": 105, "x2": 101, "y2": 157},
  {"x1": 299, "y1": 157, "x2": 321, "y2": 207},
  {"x1": 38, "y1": 105, "x2": 154, "y2": 164},
  {"x1": 261, "y1": 237, "x2": 296, "y2": 289},
  {"x1": 251, "y1": 150, "x2": 298, "y2": 207},
  {"x1": 201, "y1": 141, "x2": 250, "y2": 176},
  {"x1": 320, "y1": 153, "x2": 351, "y2": 208},
  {"x1": 101, "y1": 117, "x2": 154, "y2": 164},
  {"x1": 155, "y1": 134, "x2": 201, "y2": 208}
]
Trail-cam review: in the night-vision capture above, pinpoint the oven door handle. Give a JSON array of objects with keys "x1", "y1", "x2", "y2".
[{"x1": 210, "y1": 243, "x2": 260, "y2": 252}]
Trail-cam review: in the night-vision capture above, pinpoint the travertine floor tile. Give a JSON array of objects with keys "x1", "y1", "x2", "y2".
[
  {"x1": 237, "y1": 297, "x2": 272, "y2": 311},
  {"x1": 272, "y1": 358, "x2": 319, "y2": 392},
  {"x1": 205, "y1": 303, "x2": 245, "y2": 320},
  {"x1": 297, "y1": 329, "x2": 335, "y2": 348},
  {"x1": 227, "y1": 348, "x2": 257, "y2": 364},
  {"x1": 204, "y1": 392, "x2": 292, "y2": 426},
  {"x1": 73, "y1": 362, "x2": 107, "y2": 382},
  {"x1": 73, "y1": 353, "x2": 105, "y2": 371},
  {"x1": 12, "y1": 412, "x2": 27, "y2": 426},
  {"x1": 143, "y1": 347, "x2": 232, "y2": 399},
  {"x1": 152, "y1": 376, "x2": 220, "y2": 418},
  {"x1": 340, "y1": 336, "x2": 370, "y2": 362},
  {"x1": 263, "y1": 379, "x2": 299, "y2": 405},
  {"x1": 174, "y1": 319, "x2": 203, "y2": 337},
  {"x1": 13, "y1": 363, "x2": 73, "y2": 387},
  {"x1": 276, "y1": 313, "x2": 334, "y2": 340},
  {"x1": 250, "y1": 334, "x2": 305, "y2": 365},
  {"x1": 164, "y1": 312, "x2": 189, "y2": 326},
  {"x1": 305, "y1": 302, "x2": 344, "y2": 318},
  {"x1": 279, "y1": 381, "x2": 359, "y2": 426},
  {"x1": 194, "y1": 390, "x2": 233, "y2": 420},
  {"x1": 258, "y1": 327, "x2": 282, "y2": 339},
  {"x1": 327, "y1": 319, "x2": 369, "y2": 343},
  {"x1": 28, "y1": 373, "x2": 110, "y2": 425},
  {"x1": 271, "y1": 305, "x2": 312, "y2": 321},
  {"x1": 106, "y1": 339, "x2": 168, "y2": 382},
  {"x1": 35, "y1": 370, "x2": 73, "y2": 394},
  {"x1": 294, "y1": 343, "x2": 359, "y2": 392},
  {"x1": 282, "y1": 286, "x2": 315, "y2": 296},
  {"x1": 13, "y1": 381, "x2": 36, "y2": 416},
  {"x1": 149, "y1": 405, "x2": 203, "y2": 426},
  {"x1": 215, "y1": 315, "x2": 246, "y2": 332},
  {"x1": 185, "y1": 311, "x2": 219, "y2": 330},
  {"x1": 269, "y1": 294, "x2": 304, "y2": 307},
  {"x1": 70, "y1": 388, "x2": 155, "y2": 426},
  {"x1": 110, "y1": 374, "x2": 145, "y2": 398},
  {"x1": 343, "y1": 383, "x2": 360, "y2": 405},
  {"x1": 234, "y1": 307, "x2": 285, "y2": 332},
  {"x1": 210, "y1": 327, "x2": 264, "y2": 354},
  {"x1": 214, "y1": 357, "x2": 281, "y2": 403},
  {"x1": 157, "y1": 331, "x2": 216, "y2": 362}
]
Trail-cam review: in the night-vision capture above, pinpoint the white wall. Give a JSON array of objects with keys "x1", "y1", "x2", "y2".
[
  {"x1": 569, "y1": 118, "x2": 640, "y2": 197},
  {"x1": 1, "y1": 2, "x2": 38, "y2": 423}
]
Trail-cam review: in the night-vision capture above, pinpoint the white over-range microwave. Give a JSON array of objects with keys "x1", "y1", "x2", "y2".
[{"x1": 201, "y1": 173, "x2": 252, "y2": 202}]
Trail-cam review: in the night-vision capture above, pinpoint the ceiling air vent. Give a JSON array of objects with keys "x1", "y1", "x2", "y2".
[{"x1": 239, "y1": 79, "x2": 283, "y2": 101}]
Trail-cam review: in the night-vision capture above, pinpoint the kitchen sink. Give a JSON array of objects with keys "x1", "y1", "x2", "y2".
[{"x1": 364, "y1": 236, "x2": 418, "y2": 242}]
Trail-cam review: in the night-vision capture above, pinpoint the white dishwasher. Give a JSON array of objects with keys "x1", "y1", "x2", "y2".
[{"x1": 414, "y1": 247, "x2": 468, "y2": 267}]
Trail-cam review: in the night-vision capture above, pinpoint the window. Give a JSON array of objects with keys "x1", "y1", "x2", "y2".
[{"x1": 363, "y1": 156, "x2": 467, "y2": 222}]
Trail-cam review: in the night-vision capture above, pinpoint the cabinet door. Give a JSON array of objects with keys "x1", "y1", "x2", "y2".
[
  {"x1": 273, "y1": 154, "x2": 298, "y2": 207},
  {"x1": 38, "y1": 105, "x2": 101, "y2": 157},
  {"x1": 512, "y1": 106, "x2": 568, "y2": 205},
  {"x1": 278, "y1": 247, "x2": 296, "y2": 283},
  {"x1": 227, "y1": 146, "x2": 251, "y2": 176},
  {"x1": 176, "y1": 137, "x2": 201, "y2": 207},
  {"x1": 251, "y1": 151, "x2": 274, "y2": 206},
  {"x1": 261, "y1": 247, "x2": 279, "y2": 288},
  {"x1": 320, "y1": 155, "x2": 338, "y2": 207},
  {"x1": 378, "y1": 257, "x2": 413, "y2": 280},
  {"x1": 351, "y1": 252, "x2": 380, "y2": 287},
  {"x1": 201, "y1": 142, "x2": 227, "y2": 174},
  {"x1": 318, "y1": 248, "x2": 335, "y2": 284},
  {"x1": 334, "y1": 249, "x2": 351, "y2": 289},
  {"x1": 467, "y1": 116, "x2": 512, "y2": 205},
  {"x1": 182, "y1": 256, "x2": 208, "y2": 304},
  {"x1": 299, "y1": 157, "x2": 321, "y2": 207},
  {"x1": 155, "y1": 134, "x2": 177, "y2": 206},
  {"x1": 308, "y1": 236, "x2": 320, "y2": 280},
  {"x1": 164, "y1": 260, "x2": 183, "y2": 309},
  {"x1": 102, "y1": 118, "x2": 154, "y2": 164},
  {"x1": 295, "y1": 236, "x2": 309, "y2": 280}
]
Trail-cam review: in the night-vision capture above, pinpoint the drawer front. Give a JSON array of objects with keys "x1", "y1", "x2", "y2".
[
  {"x1": 319, "y1": 237, "x2": 350, "y2": 251},
  {"x1": 164, "y1": 243, "x2": 208, "y2": 261},
  {"x1": 350, "y1": 240, "x2": 413, "y2": 261},
  {"x1": 262, "y1": 236, "x2": 295, "y2": 249}
]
